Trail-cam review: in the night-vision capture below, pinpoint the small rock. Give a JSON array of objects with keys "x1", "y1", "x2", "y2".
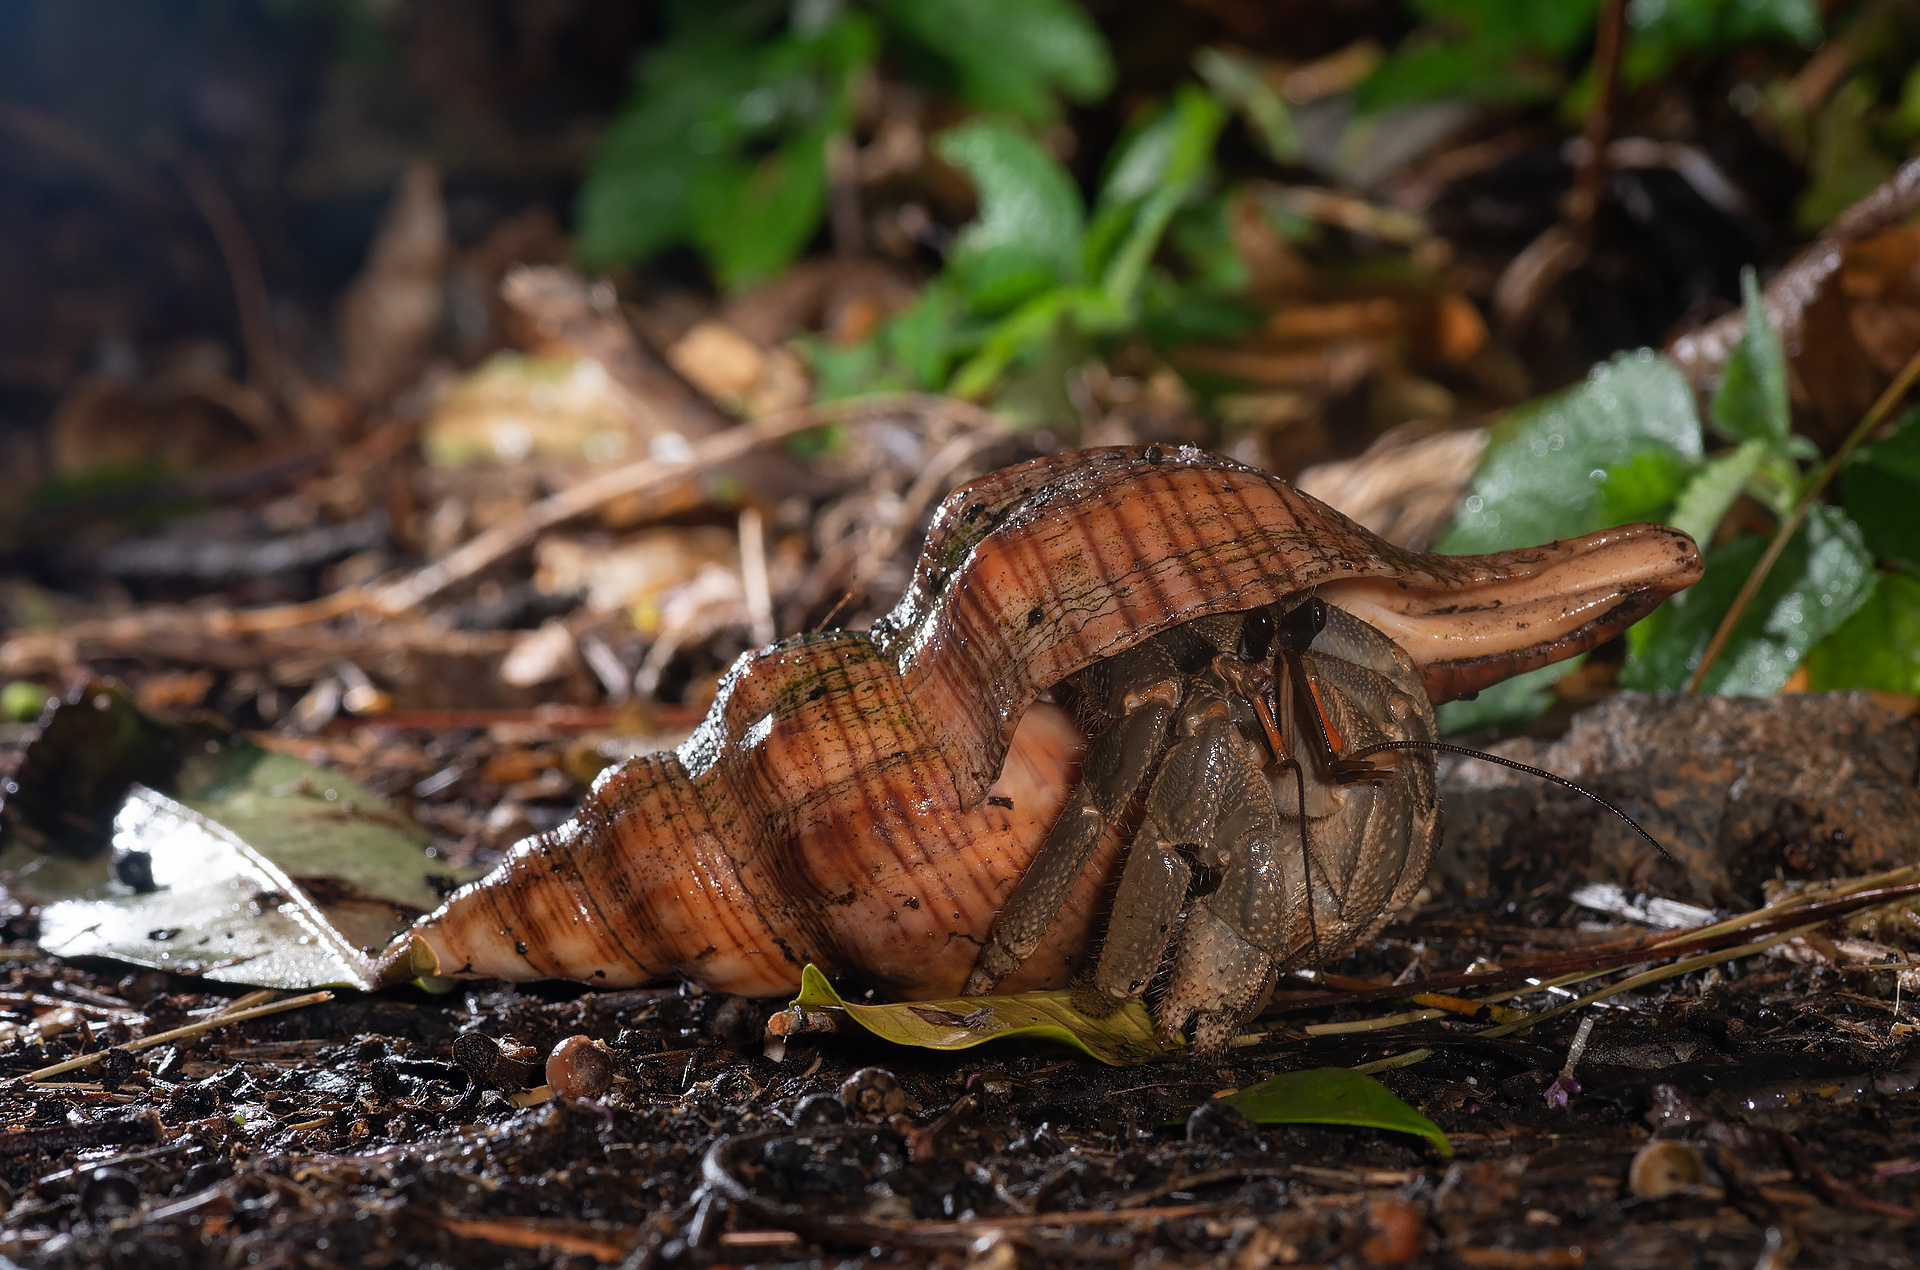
[
  {"x1": 1359, "y1": 1196, "x2": 1427, "y2": 1265},
  {"x1": 79, "y1": 1168, "x2": 140, "y2": 1220},
  {"x1": 1628, "y1": 1139, "x2": 1709, "y2": 1199},
  {"x1": 1184, "y1": 1099, "x2": 1260, "y2": 1153},
  {"x1": 790, "y1": 1092, "x2": 847, "y2": 1127},
  {"x1": 707, "y1": 995, "x2": 760, "y2": 1044},
  {"x1": 451, "y1": 1033, "x2": 539, "y2": 1090},
  {"x1": 546, "y1": 1035, "x2": 616, "y2": 1100},
  {"x1": 1438, "y1": 693, "x2": 1920, "y2": 906},
  {"x1": 839, "y1": 1067, "x2": 906, "y2": 1120}
]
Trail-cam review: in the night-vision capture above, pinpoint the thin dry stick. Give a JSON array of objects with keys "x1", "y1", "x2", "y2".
[
  {"x1": 168, "y1": 146, "x2": 286, "y2": 414},
  {"x1": 1686, "y1": 341, "x2": 1920, "y2": 692},
  {"x1": 20, "y1": 990, "x2": 334, "y2": 1083},
  {"x1": 375, "y1": 393, "x2": 998, "y2": 614},
  {"x1": 1477, "y1": 926, "x2": 1811, "y2": 1039},
  {"x1": 1568, "y1": 0, "x2": 1627, "y2": 239}
]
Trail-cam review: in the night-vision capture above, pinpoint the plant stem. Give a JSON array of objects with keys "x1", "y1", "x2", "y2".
[
  {"x1": 1684, "y1": 342, "x2": 1920, "y2": 692},
  {"x1": 19, "y1": 990, "x2": 333, "y2": 1083}
]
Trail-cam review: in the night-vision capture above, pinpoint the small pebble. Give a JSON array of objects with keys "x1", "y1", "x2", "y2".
[
  {"x1": 547, "y1": 1035, "x2": 616, "y2": 1100},
  {"x1": 966, "y1": 1230, "x2": 1019, "y2": 1270},
  {"x1": 1359, "y1": 1196, "x2": 1427, "y2": 1265},
  {"x1": 1628, "y1": 1139, "x2": 1707, "y2": 1199},
  {"x1": 708, "y1": 995, "x2": 760, "y2": 1043},
  {"x1": 451, "y1": 1033, "x2": 540, "y2": 1090},
  {"x1": 1184, "y1": 1098, "x2": 1260, "y2": 1152},
  {"x1": 79, "y1": 1168, "x2": 141, "y2": 1220},
  {"x1": 839, "y1": 1067, "x2": 906, "y2": 1120},
  {"x1": 790, "y1": 1092, "x2": 847, "y2": 1126}
]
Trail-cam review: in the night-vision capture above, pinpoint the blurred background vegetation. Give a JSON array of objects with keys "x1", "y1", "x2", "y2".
[{"x1": 3, "y1": 0, "x2": 1919, "y2": 752}]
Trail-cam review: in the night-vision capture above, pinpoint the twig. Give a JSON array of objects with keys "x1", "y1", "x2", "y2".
[
  {"x1": 1685, "y1": 342, "x2": 1920, "y2": 691},
  {"x1": 18, "y1": 990, "x2": 333, "y2": 1083},
  {"x1": 1492, "y1": 0, "x2": 1625, "y2": 328},
  {"x1": 1567, "y1": 0, "x2": 1626, "y2": 240},
  {"x1": 165, "y1": 146, "x2": 286, "y2": 419},
  {"x1": 442, "y1": 1217, "x2": 630, "y2": 1262},
  {"x1": 738, "y1": 506, "x2": 776, "y2": 648},
  {"x1": 849, "y1": 427, "x2": 1007, "y2": 592},
  {"x1": 1670, "y1": 156, "x2": 1920, "y2": 389},
  {"x1": 1478, "y1": 927, "x2": 1811, "y2": 1040},
  {"x1": 1263, "y1": 864, "x2": 1920, "y2": 1017},
  {"x1": 374, "y1": 393, "x2": 998, "y2": 614}
]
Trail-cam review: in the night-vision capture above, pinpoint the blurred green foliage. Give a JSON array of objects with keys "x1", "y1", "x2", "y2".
[
  {"x1": 564, "y1": 0, "x2": 1919, "y2": 714},
  {"x1": 806, "y1": 88, "x2": 1238, "y2": 417},
  {"x1": 1435, "y1": 267, "x2": 1912, "y2": 732},
  {"x1": 1356, "y1": 0, "x2": 1820, "y2": 111},
  {"x1": 576, "y1": 0, "x2": 1111, "y2": 287}
]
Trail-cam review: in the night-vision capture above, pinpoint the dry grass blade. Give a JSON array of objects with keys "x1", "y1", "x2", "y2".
[
  {"x1": 1685, "y1": 342, "x2": 1920, "y2": 691},
  {"x1": 1247, "y1": 865, "x2": 1920, "y2": 1065},
  {"x1": 19, "y1": 990, "x2": 334, "y2": 1083},
  {"x1": 375, "y1": 392, "x2": 999, "y2": 613}
]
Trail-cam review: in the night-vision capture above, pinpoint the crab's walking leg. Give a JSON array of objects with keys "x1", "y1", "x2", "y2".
[
  {"x1": 1086, "y1": 683, "x2": 1242, "y2": 1009},
  {"x1": 965, "y1": 645, "x2": 1180, "y2": 994},
  {"x1": 1158, "y1": 734, "x2": 1290, "y2": 1051}
]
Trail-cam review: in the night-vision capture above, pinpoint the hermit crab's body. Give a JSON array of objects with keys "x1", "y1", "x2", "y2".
[{"x1": 390, "y1": 446, "x2": 1701, "y2": 1050}]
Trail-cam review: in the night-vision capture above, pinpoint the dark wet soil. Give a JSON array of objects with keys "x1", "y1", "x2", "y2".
[{"x1": 2, "y1": 694, "x2": 1919, "y2": 1269}]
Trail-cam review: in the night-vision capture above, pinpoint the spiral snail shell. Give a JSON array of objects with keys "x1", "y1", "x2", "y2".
[{"x1": 384, "y1": 445, "x2": 1701, "y2": 1001}]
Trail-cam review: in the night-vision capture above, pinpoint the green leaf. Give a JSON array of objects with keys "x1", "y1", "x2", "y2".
[
  {"x1": 1436, "y1": 351, "x2": 1703, "y2": 554},
  {"x1": 1600, "y1": 448, "x2": 1696, "y2": 526},
  {"x1": 1222, "y1": 1067, "x2": 1453, "y2": 1156},
  {"x1": 1805, "y1": 571, "x2": 1920, "y2": 694},
  {"x1": 1796, "y1": 76, "x2": 1896, "y2": 234},
  {"x1": 575, "y1": 29, "x2": 750, "y2": 268},
  {"x1": 1710, "y1": 268, "x2": 1791, "y2": 444},
  {"x1": 1841, "y1": 407, "x2": 1920, "y2": 571},
  {"x1": 575, "y1": 10, "x2": 876, "y2": 284},
  {"x1": 1194, "y1": 47, "x2": 1298, "y2": 163},
  {"x1": 936, "y1": 122, "x2": 1087, "y2": 313},
  {"x1": 0, "y1": 688, "x2": 476, "y2": 990},
  {"x1": 790, "y1": 964, "x2": 1175, "y2": 1066},
  {"x1": 1094, "y1": 88, "x2": 1227, "y2": 309},
  {"x1": 886, "y1": 280, "x2": 971, "y2": 390},
  {"x1": 1624, "y1": 0, "x2": 1820, "y2": 85},
  {"x1": 1667, "y1": 438, "x2": 1770, "y2": 547},
  {"x1": 878, "y1": 0, "x2": 1111, "y2": 122},
  {"x1": 1435, "y1": 657, "x2": 1582, "y2": 737},
  {"x1": 1622, "y1": 505, "x2": 1879, "y2": 695}
]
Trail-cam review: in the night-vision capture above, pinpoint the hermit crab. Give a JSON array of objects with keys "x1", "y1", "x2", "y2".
[{"x1": 384, "y1": 445, "x2": 1702, "y2": 1052}]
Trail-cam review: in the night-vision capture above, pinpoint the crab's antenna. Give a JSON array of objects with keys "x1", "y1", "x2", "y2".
[
  {"x1": 1347, "y1": 739, "x2": 1679, "y2": 866},
  {"x1": 812, "y1": 587, "x2": 860, "y2": 633},
  {"x1": 1279, "y1": 755, "x2": 1324, "y2": 980}
]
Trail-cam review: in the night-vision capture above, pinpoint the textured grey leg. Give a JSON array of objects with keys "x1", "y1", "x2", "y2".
[
  {"x1": 1086, "y1": 703, "x2": 1238, "y2": 1008},
  {"x1": 964, "y1": 696, "x2": 1174, "y2": 993}
]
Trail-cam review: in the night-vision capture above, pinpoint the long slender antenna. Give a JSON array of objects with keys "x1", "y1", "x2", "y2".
[
  {"x1": 812, "y1": 588, "x2": 860, "y2": 633},
  {"x1": 1346, "y1": 739, "x2": 1679, "y2": 866},
  {"x1": 1281, "y1": 755, "x2": 1324, "y2": 979}
]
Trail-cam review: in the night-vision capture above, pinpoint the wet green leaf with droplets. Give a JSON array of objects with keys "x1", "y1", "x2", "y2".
[
  {"x1": 1623, "y1": 505, "x2": 1878, "y2": 695},
  {"x1": 1805, "y1": 572, "x2": 1920, "y2": 694},
  {"x1": 1437, "y1": 351, "x2": 1702, "y2": 555},
  {"x1": 1842, "y1": 407, "x2": 1920, "y2": 571},
  {"x1": 1710, "y1": 268, "x2": 1790, "y2": 444}
]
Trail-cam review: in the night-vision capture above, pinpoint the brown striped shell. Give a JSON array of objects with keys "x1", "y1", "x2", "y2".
[{"x1": 385, "y1": 445, "x2": 1701, "y2": 998}]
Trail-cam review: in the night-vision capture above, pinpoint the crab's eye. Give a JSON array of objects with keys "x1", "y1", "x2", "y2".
[
  {"x1": 1275, "y1": 596, "x2": 1326, "y2": 652},
  {"x1": 1237, "y1": 608, "x2": 1275, "y2": 662}
]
